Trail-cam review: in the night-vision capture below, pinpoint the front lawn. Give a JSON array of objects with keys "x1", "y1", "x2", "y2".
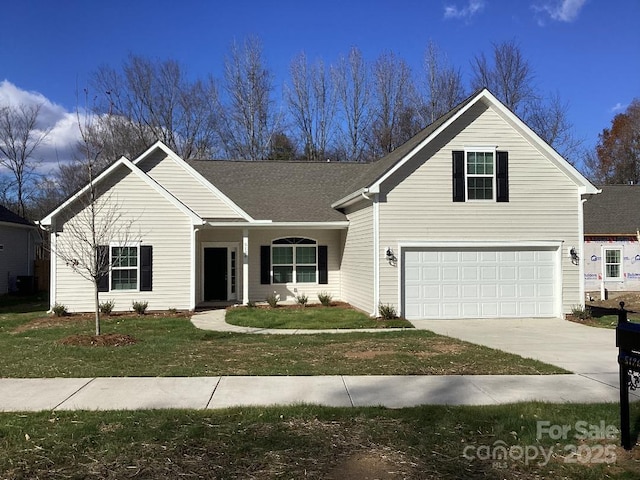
[
  {"x1": 1, "y1": 403, "x2": 637, "y2": 479},
  {"x1": 225, "y1": 304, "x2": 413, "y2": 329},
  {"x1": 0, "y1": 311, "x2": 566, "y2": 377}
]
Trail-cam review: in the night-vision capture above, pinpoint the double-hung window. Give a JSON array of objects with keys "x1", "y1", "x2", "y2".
[
  {"x1": 452, "y1": 149, "x2": 509, "y2": 202},
  {"x1": 111, "y1": 245, "x2": 138, "y2": 290},
  {"x1": 604, "y1": 248, "x2": 623, "y2": 280},
  {"x1": 466, "y1": 150, "x2": 495, "y2": 200},
  {"x1": 272, "y1": 237, "x2": 317, "y2": 284}
]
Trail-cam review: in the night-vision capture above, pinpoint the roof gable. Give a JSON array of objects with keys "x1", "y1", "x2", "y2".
[
  {"x1": 333, "y1": 89, "x2": 598, "y2": 207},
  {"x1": 40, "y1": 156, "x2": 202, "y2": 226},
  {"x1": 134, "y1": 142, "x2": 253, "y2": 221}
]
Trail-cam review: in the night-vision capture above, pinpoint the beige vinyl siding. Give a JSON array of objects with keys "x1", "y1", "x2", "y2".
[
  {"x1": 377, "y1": 101, "x2": 582, "y2": 315},
  {"x1": 0, "y1": 225, "x2": 35, "y2": 294},
  {"x1": 340, "y1": 200, "x2": 374, "y2": 313},
  {"x1": 54, "y1": 166, "x2": 193, "y2": 312},
  {"x1": 246, "y1": 229, "x2": 343, "y2": 303},
  {"x1": 138, "y1": 150, "x2": 244, "y2": 219}
]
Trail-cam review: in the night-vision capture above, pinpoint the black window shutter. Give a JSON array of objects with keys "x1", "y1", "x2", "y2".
[
  {"x1": 452, "y1": 150, "x2": 465, "y2": 202},
  {"x1": 140, "y1": 246, "x2": 153, "y2": 291},
  {"x1": 496, "y1": 151, "x2": 509, "y2": 202},
  {"x1": 260, "y1": 245, "x2": 271, "y2": 284},
  {"x1": 318, "y1": 246, "x2": 328, "y2": 284},
  {"x1": 97, "y1": 245, "x2": 109, "y2": 292}
]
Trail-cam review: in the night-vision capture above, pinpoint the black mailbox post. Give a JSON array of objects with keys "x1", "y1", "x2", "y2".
[{"x1": 616, "y1": 301, "x2": 640, "y2": 450}]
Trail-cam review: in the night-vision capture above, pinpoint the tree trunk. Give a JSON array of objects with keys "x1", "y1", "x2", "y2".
[{"x1": 94, "y1": 282, "x2": 101, "y2": 335}]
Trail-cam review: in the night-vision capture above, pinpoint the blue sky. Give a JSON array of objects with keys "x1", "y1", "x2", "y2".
[{"x1": 0, "y1": 0, "x2": 638, "y2": 168}]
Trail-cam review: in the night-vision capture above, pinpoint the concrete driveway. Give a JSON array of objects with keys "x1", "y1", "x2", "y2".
[{"x1": 412, "y1": 317, "x2": 617, "y2": 375}]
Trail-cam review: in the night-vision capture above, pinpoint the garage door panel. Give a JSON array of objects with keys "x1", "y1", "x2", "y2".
[
  {"x1": 442, "y1": 267, "x2": 459, "y2": 281},
  {"x1": 442, "y1": 284, "x2": 459, "y2": 298},
  {"x1": 403, "y1": 247, "x2": 558, "y2": 319}
]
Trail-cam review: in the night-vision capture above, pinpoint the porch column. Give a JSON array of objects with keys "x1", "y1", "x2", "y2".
[{"x1": 242, "y1": 228, "x2": 249, "y2": 305}]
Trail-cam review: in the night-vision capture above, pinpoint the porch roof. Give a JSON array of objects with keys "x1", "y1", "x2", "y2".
[{"x1": 187, "y1": 160, "x2": 368, "y2": 222}]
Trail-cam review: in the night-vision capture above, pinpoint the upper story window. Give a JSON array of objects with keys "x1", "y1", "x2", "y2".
[
  {"x1": 604, "y1": 248, "x2": 622, "y2": 280},
  {"x1": 272, "y1": 237, "x2": 317, "y2": 284},
  {"x1": 453, "y1": 150, "x2": 509, "y2": 203},
  {"x1": 466, "y1": 150, "x2": 495, "y2": 200}
]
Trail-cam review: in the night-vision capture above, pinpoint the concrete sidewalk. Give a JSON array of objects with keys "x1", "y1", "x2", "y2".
[
  {"x1": 0, "y1": 312, "x2": 623, "y2": 412},
  {"x1": 0, "y1": 373, "x2": 633, "y2": 412}
]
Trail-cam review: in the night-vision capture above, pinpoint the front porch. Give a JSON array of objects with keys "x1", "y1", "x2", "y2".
[{"x1": 192, "y1": 226, "x2": 345, "y2": 307}]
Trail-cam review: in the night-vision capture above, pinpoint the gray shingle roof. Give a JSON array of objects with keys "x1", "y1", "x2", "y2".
[
  {"x1": 187, "y1": 160, "x2": 369, "y2": 222},
  {"x1": 188, "y1": 91, "x2": 482, "y2": 223},
  {"x1": 0, "y1": 205, "x2": 33, "y2": 227},
  {"x1": 584, "y1": 185, "x2": 640, "y2": 235}
]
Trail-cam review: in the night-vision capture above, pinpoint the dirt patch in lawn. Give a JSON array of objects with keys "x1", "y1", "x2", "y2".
[
  {"x1": 12, "y1": 311, "x2": 190, "y2": 333},
  {"x1": 587, "y1": 291, "x2": 640, "y2": 312},
  {"x1": 58, "y1": 333, "x2": 139, "y2": 347},
  {"x1": 11, "y1": 315, "x2": 88, "y2": 333},
  {"x1": 344, "y1": 350, "x2": 396, "y2": 359}
]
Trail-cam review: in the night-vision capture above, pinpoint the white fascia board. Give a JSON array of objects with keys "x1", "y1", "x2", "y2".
[
  {"x1": 220, "y1": 220, "x2": 349, "y2": 230},
  {"x1": 398, "y1": 240, "x2": 563, "y2": 249},
  {"x1": 133, "y1": 141, "x2": 255, "y2": 222},
  {"x1": 205, "y1": 221, "x2": 349, "y2": 229},
  {"x1": 40, "y1": 156, "x2": 131, "y2": 225},
  {"x1": 331, "y1": 188, "x2": 368, "y2": 209},
  {"x1": 478, "y1": 90, "x2": 599, "y2": 195}
]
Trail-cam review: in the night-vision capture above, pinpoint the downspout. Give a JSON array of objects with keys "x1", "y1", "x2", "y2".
[{"x1": 362, "y1": 190, "x2": 379, "y2": 317}]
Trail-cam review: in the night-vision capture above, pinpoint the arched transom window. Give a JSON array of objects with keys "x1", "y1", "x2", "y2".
[{"x1": 272, "y1": 237, "x2": 317, "y2": 284}]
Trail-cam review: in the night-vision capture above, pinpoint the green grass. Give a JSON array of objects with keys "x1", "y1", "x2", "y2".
[
  {"x1": 0, "y1": 312, "x2": 566, "y2": 377},
  {"x1": 226, "y1": 304, "x2": 414, "y2": 329},
  {"x1": 1, "y1": 403, "x2": 637, "y2": 479}
]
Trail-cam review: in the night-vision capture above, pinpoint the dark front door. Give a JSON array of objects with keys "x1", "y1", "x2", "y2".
[{"x1": 204, "y1": 248, "x2": 227, "y2": 301}]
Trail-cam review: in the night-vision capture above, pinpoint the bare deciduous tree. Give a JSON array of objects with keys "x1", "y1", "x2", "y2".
[
  {"x1": 0, "y1": 103, "x2": 50, "y2": 217},
  {"x1": 525, "y1": 92, "x2": 582, "y2": 163},
  {"x1": 286, "y1": 53, "x2": 337, "y2": 161},
  {"x1": 51, "y1": 101, "x2": 140, "y2": 335},
  {"x1": 92, "y1": 55, "x2": 220, "y2": 161},
  {"x1": 370, "y1": 52, "x2": 418, "y2": 156},
  {"x1": 332, "y1": 47, "x2": 372, "y2": 162},
  {"x1": 218, "y1": 36, "x2": 280, "y2": 160},
  {"x1": 417, "y1": 41, "x2": 467, "y2": 125},
  {"x1": 470, "y1": 40, "x2": 535, "y2": 114}
]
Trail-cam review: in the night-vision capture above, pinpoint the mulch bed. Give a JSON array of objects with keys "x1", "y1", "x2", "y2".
[{"x1": 58, "y1": 333, "x2": 139, "y2": 347}]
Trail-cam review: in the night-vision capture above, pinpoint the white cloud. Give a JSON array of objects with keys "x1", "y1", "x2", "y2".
[
  {"x1": 444, "y1": 0, "x2": 486, "y2": 20},
  {"x1": 533, "y1": 0, "x2": 587, "y2": 23},
  {"x1": 610, "y1": 102, "x2": 627, "y2": 114},
  {"x1": 0, "y1": 80, "x2": 82, "y2": 169}
]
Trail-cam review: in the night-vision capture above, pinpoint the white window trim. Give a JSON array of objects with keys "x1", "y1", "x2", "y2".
[
  {"x1": 464, "y1": 147, "x2": 496, "y2": 202},
  {"x1": 603, "y1": 246, "x2": 623, "y2": 281},
  {"x1": 110, "y1": 242, "x2": 140, "y2": 292},
  {"x1": 271, "y1": 238, "x2": 318, "y2": 285}
]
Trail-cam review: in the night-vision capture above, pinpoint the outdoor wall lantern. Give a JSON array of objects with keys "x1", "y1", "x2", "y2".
[
  {"x1": 385, "y1": 247, "x2": 397, "y2": 266},
  {"x1": 570, "y1": 247, "x2": 580, "y2": 265}
]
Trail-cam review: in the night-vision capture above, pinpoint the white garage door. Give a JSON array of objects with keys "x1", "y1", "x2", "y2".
[{"x1": 403, "y1": 247, "x2": 557, "y2": 319}]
